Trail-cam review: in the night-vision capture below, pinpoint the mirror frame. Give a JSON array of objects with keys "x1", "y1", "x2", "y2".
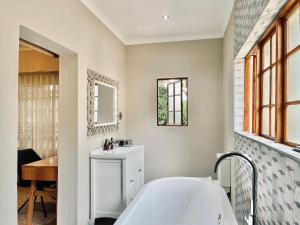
[{"x1": 87, "y1": 69, "x2": 119, "y2": 136}]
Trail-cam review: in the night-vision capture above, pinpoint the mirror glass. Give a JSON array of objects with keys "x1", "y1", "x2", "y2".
[{"x1": 94, "y1": 82, "x2": 116, "y2": 125}]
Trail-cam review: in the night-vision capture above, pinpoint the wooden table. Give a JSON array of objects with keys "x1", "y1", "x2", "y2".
[{"x1": 22, "y1": 156, "x2": 58, "y2": 225}]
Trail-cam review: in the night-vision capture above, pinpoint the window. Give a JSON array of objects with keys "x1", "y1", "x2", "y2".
[
  {"x1": 244, "y1": 0, "x2": 300, "y2": 146},
  {"x1": 157, "y1": 78, "x2": 188, "y2": 126},
  {"x1": 18, "y1": 72, "x2": 59, "y2": 158},
  {"x1": 261, "y1": 31, "x2": 277, "y2": 139},
  {"x1": 285, "y1": 4, "x2": 300, "y2": 145}
]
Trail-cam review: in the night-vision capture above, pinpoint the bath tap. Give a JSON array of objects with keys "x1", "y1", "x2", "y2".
[{"x1": 214, "y1": 152, "x2": 258, "y2": 225}]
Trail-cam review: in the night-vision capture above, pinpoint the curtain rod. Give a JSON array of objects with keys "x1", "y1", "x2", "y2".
[{"x1": 19, "y1": 71, "x2": 59, "y2": 75}]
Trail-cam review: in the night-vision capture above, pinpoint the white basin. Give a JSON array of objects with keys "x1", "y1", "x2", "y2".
[{"x1": 90, "y1": 145, "x2": 144, "y2": 159}]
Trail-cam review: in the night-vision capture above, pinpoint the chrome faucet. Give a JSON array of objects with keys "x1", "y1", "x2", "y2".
[{"x1": 214, "y1": 152, "x2": 258, "y2": 225}]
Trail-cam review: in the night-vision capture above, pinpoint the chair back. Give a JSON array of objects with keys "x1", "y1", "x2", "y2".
[{"x1": 17, "y1": 149, "x2": 41, "y2": 187}]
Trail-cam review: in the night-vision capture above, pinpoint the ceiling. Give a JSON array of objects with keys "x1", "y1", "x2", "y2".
[
  {"x1": 81, "y1": 0, "x2": 235, "y2": 45},
  {"x1": 19, "y1": 41, "x2": 59, "y2": 58}
]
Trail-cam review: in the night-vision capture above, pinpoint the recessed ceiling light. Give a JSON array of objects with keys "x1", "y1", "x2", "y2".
[{"x1": 162, "y1": 15, "x2": 170, "y2": 21}]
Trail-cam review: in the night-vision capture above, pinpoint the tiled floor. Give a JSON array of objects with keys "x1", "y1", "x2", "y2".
[{"x1": 18, "y1": 187, "x2": 56, "y2": 225}]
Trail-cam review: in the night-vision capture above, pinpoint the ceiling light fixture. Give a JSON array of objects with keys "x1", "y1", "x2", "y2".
[{"x1": 162, "y1": 15, "x2": 170, "y2": 21}]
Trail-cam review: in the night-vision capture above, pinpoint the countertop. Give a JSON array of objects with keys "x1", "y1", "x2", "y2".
[{"x1": 90, "y1": 145, "x2": 144, "y2": 159}]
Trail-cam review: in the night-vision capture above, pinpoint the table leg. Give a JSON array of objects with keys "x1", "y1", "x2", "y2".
[{"x1": 27, "y1": 180, "x2": 36, "y2": 225}]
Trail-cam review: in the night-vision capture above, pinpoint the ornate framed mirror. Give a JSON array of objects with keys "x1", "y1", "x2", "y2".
[{"x1": 87, "y1": 69, "x2": 119, "y2": 136}]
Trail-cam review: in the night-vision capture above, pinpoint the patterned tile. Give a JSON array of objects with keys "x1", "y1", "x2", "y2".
[
  {"x1": 234, "y1": 0, "x2": 270, "y2": 57},
  {"x1": 233, "y1": 133, "x2": 300, "y2": 225}
]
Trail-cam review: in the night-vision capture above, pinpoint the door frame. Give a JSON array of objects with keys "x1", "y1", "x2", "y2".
[{"x1": 19, "y1": 25, "x2": 79, "y2": 225}]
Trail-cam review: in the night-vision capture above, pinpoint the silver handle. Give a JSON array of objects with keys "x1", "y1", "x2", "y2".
[
  {"x1": 130, "y1": 179, "x2": 134, "y2": 183},
  {"x1": 138, "y1": 168, "x2": 142, "y2": 172}
]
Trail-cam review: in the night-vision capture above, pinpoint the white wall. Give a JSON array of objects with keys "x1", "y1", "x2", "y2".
[
  {"x1": 222, "y1": 12, "x2": 235, "y2": 151},
  {"x1": 126, "y1": 40, "x2": 223, "y2": 181},
  {"x1": 0, "y1": 1, "x2": 127, "y2": 225},
  {"x1": 221, "y1": 11, "x2": 236, "y2": 210}
]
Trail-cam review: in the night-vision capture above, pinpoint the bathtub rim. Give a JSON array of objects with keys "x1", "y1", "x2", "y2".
[{"x1": 115, "y1": 176, "x2": 237, "y2": 225}]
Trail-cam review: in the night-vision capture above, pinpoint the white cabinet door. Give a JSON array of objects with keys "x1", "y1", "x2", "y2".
[
  {"x1": 91, "y1": 159, "x2": 123, "y2": 220},
  {"x1": 90, "y1": 146, "x2": 145, "y2": 223}
]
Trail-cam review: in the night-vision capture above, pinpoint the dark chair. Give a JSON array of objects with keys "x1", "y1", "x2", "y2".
[{"x1": 17, "y1": 149, "x2": 56, "y2": 217}]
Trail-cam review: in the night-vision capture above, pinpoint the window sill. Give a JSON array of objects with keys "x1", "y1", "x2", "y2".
[{"x1": 234, "y1": 131, "x2": 300, "y2": 162}]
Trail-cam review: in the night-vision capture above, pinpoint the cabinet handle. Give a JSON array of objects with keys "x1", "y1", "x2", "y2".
[
  {"x1": 138, "y1": 168, "x2": 142, "y2": 172},
  {"x1": 130, "y1": 179, "x2": 134, "y2": 183}
]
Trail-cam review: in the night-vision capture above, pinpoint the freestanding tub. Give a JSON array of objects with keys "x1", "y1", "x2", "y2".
[{"x1": 114, "y1": 177, "x2": 238, "y2": 225}]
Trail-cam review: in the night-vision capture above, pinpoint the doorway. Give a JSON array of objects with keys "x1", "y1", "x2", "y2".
[
  {"x1": 17, "y1": 39, "x2": 59, "y2": 225},
  {"x1": 12, "y1": 25, "x2": 79, "y2": 225}
]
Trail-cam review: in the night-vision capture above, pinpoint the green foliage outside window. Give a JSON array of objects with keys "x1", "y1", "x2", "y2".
[
  {"x1": 158, "y1": 84, "x2": 168, "y2": 125},
  {"x1": 182, "y1": 100, "x2": 188, "y2": 125}
]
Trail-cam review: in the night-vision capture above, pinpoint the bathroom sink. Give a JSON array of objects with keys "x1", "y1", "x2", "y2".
[
  {"x1": 90, "y1": 145, "x2": 144, "y2": 159},
  {"x1": 113, "y1": 147, "x2": 132, "y2": 153}
]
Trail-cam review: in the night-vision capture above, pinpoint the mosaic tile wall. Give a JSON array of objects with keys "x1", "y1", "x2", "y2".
[
  {"x1": 234, "y1": 0, "x2": 270, "y2": 57},
  {"x1": 234, "y1": 133, "x2": 300, "y2": 225}
]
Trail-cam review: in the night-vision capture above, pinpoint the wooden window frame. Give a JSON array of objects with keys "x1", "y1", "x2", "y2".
[
  {"x1": 244, "y1": 53, "x2": 257, "y2": 133},
  {"x1": 157, "y1": 77, "x2": 188, "y2": 126},
  {"x1": 244, "y1": 0, "x2": 300, "y2": 147},
  {"x1": 283, "y1": 2, "x2": 300, "y2": 146},
  {"x1": 259, "y1": 30, "x2": 277, "y2": 140},
  {"x1": 244, "y1": 47, "x2": 260, "y2": 135}
]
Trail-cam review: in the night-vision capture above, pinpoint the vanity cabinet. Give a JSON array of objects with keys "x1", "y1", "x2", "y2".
[{"x1": 90, "y1": 145, "x2": 144, "y2": 223}]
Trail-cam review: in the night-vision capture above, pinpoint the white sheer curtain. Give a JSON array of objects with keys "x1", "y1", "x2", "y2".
[{"x1": 18, "y1": 72, "x2": 59, "y2": 158}]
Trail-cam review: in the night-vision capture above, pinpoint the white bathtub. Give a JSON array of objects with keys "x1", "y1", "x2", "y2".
[{"x1": 114, "y1": 177, "x2": 238, "y2": 225}]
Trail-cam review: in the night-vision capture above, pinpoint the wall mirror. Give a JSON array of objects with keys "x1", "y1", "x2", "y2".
[
  {"x1": 157, "y1": 77, "x2": 188, "y2": 126},
  {"x1": 87, "y1": 69, "x2": 119, "y2": 136}
]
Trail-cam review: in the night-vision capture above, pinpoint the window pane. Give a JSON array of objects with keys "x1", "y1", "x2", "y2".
[
  {"x1": 272, "y1": 34, "x2": 276, "y2": 64},
  {"x1": 175, "y1": 96, "x2": 181, "y2": 111},
  {"x1": 262, "y1": 108, "x2": 269, "y2": 135},
  {"x1": 287, "y1": 51, "x2": 300, "y2": 101},
  {"x1": 286, "y1": 105, "x2": 300, "y2": 144},
  {"x1": 263, "y1": 40, "x2": 270, "y2": 69},
  {"x1": 271, "y1": 66, "x2": 276, "y2": 104},
  {"x1": 168, "y1": 97, "x2": 173, "y2": 111},
  {"x1": 157, "y1": 81, "x2": 168, "y2": 125},
  {"x1": 182, "y1": 79, "x2": 187, "y2": 93},
  {"x1": 175, "y1": 112, "x2": 181, "y2": 125},
  {"x1": 168, "y1": 112, "x2": 174, "y2": 124},
  {"x1": 287, "y1": 7, "x2": 300, "y2": 52},
  {"x1": 182, "y1": 80, "x2": 188, "y2": 126},
  {"x1": 168, "y1": 84, "x2": 174, "y2": 96},
  {"x1": 175, "y1": 82, "x2": 181, "y2": 95},
  {"x1": 158, "y1": 78, "x2": 187, "y2": 126},
  {"x1": 271, "y1": 107, "x2": 275, "y2": 137},
  {"x1": 263, "y1": 70, "x2": 270, "y2": 105}
]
